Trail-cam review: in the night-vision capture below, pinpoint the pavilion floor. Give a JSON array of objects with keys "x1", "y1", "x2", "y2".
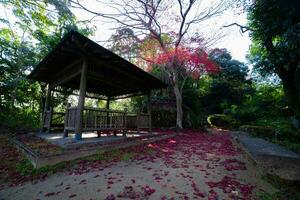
[
  {"x1": 36, "y1": 131, "x2": 160, "y2": 149},
  {"x1": 14, "y1": 130, "x2": 177, "y2": 168}
]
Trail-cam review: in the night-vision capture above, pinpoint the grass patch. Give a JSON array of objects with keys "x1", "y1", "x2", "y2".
[
  {"x1": 121, "y1": 152, "x2": 137, "y2": 162},
  {"x1": 260, "y1": 174, "x2": 300, "y2": 200},
  {"x1": 256, "y1": 191, "x2": 284, "y2": 200}
]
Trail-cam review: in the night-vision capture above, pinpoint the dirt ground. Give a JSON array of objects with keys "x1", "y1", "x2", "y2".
[{"x1": 0, "y1": 130, "x2": 276, "y2": 200}]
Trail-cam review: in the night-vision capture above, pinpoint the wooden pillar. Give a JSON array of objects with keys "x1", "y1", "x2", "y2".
[
  {"x1": 75, "y1": 59, "x2": 87, "y2": 140},
  {"x1": 64, "y1": 103, "x2": 71, "y2": 137},
  {"x1": 42, "y1": 84, "x2": 51, "y2": 132},
  {"x1": 47, "y1": 107, "x2": 53, "y2": 133},
  {"x1": 123, "y1": 108, "x2": 127, "y2": 137},
  {"x1": 147, "y1": 91, "x2": 152, "y2": 133},
  {"x1": 137, "y1": 112, "x2": 140, "y2": 134},
  {"x1": 106, "y1": 97, "x2": 110, "y2": 109},
  {"x1": 44, "y1": 85, "x2": 51, "y2": 111},
  {"x1": 106, "y1": 97, "x2": 110, "y2": 129}
]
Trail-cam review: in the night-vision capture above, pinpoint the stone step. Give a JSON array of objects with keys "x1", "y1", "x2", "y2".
[{"x1": 233, "y1": 134, "x2": 300, "y2": 181}]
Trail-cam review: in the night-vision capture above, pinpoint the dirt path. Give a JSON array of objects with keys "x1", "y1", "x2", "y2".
[{"x1": 0, "y1": 130, "x2": 276, "y2": 199}]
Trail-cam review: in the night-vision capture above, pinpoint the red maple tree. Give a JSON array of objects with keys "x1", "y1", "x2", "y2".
[
  {"x1": 153, "y1": 47, "x2": 218, "y2": 80},
  {"x1": 141, "y1": 42, "x2": 218, "y2": 129}
]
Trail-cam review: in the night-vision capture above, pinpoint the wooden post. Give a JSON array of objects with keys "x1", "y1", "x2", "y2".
[
  {"x1": 123, "y1": 108, "x2": 127, "y2": 137},
  {"x1": 42, "y1": 84, "x2": 51, "y2": 132},
  {"x1": 64, "y1": 103, "x2": 71, "y2": 137},
  {"x1": 137, "y1": 112, "x2": 140, "y2": 134},
  {"x1": 106, "y1": 97, "x2": 110, "y2": 128},
  {"x1": 147, "y1": 91, "x2": 152, "y2": 133},
  {"x1": 44, "y1": 85, "x2": 51, "y2": 111},
  {"x1": 47, "y1": 107, "x2": 53, "y2": 133},
  {"x1": 75, "y1": 59, "x2": 87, "y2": 140}
]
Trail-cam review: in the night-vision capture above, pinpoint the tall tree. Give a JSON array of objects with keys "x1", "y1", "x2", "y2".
[
  {"x1": 107, "y1": 28, "x2": 139, "y2": 62},
  {"x1": 225, "y1": 0, "x2": 300, "y2": 125},
  {"x1": 206, "y1": 48, "x2": 251, "y2": 113},
  {"x1": 209, "y1": 48, "x2": 248, "y2": 82},
  {"x1": 70, "y1": 0, "x2": 229, "y2": 129},
  {"x1": 247, "y1": 0, "x2": 300, "y2": 124},
  {"x1": 0, "y1": 0, "x2": 93, "y2": 127}
]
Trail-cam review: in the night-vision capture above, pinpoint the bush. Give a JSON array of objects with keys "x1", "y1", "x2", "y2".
[
  {"x1": 152, "y1": 109, "x2": 176, "y2": 128},
  {"x1": 207, "y1": 114, "x2": 237, "y2": 128},
  {"x1": 239, "y1": 125, "x2": 275, "y2": 138},
  {"x1": 0, "y1": 107, "x2": 39, "y2": 132}
]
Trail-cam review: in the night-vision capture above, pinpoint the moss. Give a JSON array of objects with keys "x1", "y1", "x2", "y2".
[{"x1": 16, "y1": 159, "x2": 71, "y2": 176}]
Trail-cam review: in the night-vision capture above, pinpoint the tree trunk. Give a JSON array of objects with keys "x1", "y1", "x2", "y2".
[
  {"x1": 173, "y1": 83, "x2": 183, "y2": 129},
  {"x1": 280, "y1": 68, "x2": 300, "y2": 128}
]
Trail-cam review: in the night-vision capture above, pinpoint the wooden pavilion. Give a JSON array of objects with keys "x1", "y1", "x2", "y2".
[{"x1": 28, "y1": 30, "x2": 167, "y2": 140}]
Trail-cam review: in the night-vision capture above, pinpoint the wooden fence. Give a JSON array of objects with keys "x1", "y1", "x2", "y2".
[{"x1": 63, "y1": 107, "x2": 150, "y2": 132}]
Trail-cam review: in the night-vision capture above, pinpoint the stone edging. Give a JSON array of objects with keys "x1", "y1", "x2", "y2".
[{"x1": 13, "y1": 133, "x2": 178, "y2": 168}]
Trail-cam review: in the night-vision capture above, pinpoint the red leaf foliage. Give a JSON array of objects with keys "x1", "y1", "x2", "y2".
[
  {"x1": 221, "y1": 159, "x2": 247, "y2": 171},
  {"x1": 207, "y1": 176, "x2": 254, "y2": 199},
  {"x1": 151, "y1": 47, "x2": 219, "y2": 79}
]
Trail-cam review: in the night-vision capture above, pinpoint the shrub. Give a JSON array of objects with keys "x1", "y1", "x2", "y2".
[
  {"x1": 207, "y1": 114, "x2": 237, "y2": 128},
  {"x1": 152, "y1": 109, "x2": 176, "y2": 128},
  {"x1": 239, "y1": 125, "x2": 275, "y2": 138}
]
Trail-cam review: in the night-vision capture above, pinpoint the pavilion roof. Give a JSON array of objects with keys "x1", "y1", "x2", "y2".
[{"x1": 28, "y1": 30, "x2": 167, "y2": 97}]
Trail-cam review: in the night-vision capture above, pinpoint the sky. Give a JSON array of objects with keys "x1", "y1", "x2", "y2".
[
  {"x1": 70, "y1": 0, "x2": 252, "y2": 62},
  {"x1": 0, "y1": 0, "x2": 252, "y2": 63}
]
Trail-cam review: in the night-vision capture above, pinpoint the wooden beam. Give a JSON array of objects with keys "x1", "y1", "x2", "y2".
[
  {"x1": 49, "y1": 59, "x2": 82, "y2": 89},
  {"x1": 111, "y1": 92, "x2": 146, "y2": 100},
  {"x1": 53, "y1": 89, "x2": 108, "y2": 100},
  {"x1": 75, "y1": 59, "x2": 88, "y2": 140}
]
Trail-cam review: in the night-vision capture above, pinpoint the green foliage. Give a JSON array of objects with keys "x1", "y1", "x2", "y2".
[
  {"x1": 16, "y1": 158, "x2": 71, "y2": 177},
  {"x1": 226, "y1": 84, "x2": 286, "y2": 123},
  {"x1": 239, "y1": 117, "x2": 300, "y2": 151},
  {"x1": 152, "y1": 109, "x2": 176, "y2": 128},
  {"x1": 0, "y1": 0, "x2": 94, "y2": 129},
  {"x1": 256, "y1": 191, "x2": 284, "y2": 200},
  {"x1": 0, "y1": 107, "x2": 40, "y2": 130},
  {"x1": 261, "y1": 174, "x2": 300, "y2": 200},
  {"x1": 199, "y1": 49, "x2": 253, "y2": 114},
  {"x1": 121, "y1": 152, "x2": 137, "y2": 162},
  {"x1": 108, "y1": 28, "x2": 139, "y2": 61},
  {"x1": 247, "y1": 0, "x2": 300, "y2": 121},
  {"x1": 210, "y1": 48, "x2": 249, "y2": 82},
  {"x1": 207, "y1": 114, "x2": 237, "y2": 128},
  {"x1": 239, "y1": 124, "x2": 275, "y2": 138}
]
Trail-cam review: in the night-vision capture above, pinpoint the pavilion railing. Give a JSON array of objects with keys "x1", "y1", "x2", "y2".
[
  {"x1": 64, "y1": 107, "x2": 151, "y2": 132},
  {"x1": 42, "y1": 108, "x2": 65, "y2": 132},
  {"x1": 64, "y1": 107, "x2": 77, "y2": 131},
  {"x1": 64, "y1": 107, "x2": 127, "y2": 131},
  {"x1": 125, "y1": 112, "x2": 151, "y2": 129},
  {"x1": 138, "y1": 113, "x2": 151, "y2": 129}
]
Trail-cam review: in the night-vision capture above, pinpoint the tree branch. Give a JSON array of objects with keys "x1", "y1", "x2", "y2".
[{"x1": 223, "y1": 23, "x2": 255, "y2": 33}]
